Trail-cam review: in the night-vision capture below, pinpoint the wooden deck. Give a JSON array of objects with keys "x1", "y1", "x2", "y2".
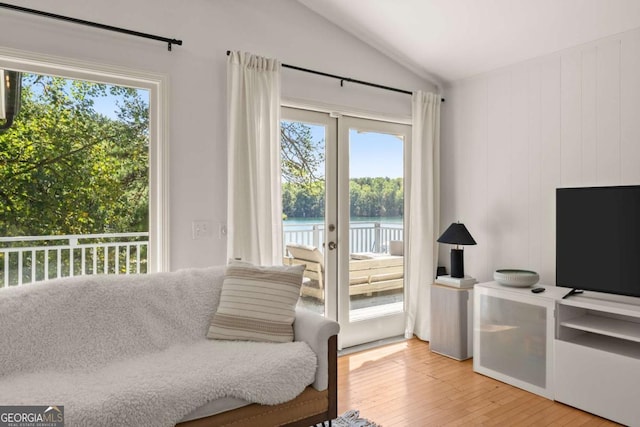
[{"x1": 337, "y1": 338, "x2": 620, "y2": 426}]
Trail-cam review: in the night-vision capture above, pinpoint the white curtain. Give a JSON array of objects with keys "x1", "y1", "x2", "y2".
[
  {"x1": 405, "y1": 91, "x2": 441, "y2": 341},
  {"x1": 227, "y1": 51, "x2": 283, "y2": 265}
]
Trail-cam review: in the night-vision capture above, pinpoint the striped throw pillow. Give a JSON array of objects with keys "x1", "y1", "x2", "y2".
[{"x1": 207, "y1": 261, "x2": 305, "y2": 343}]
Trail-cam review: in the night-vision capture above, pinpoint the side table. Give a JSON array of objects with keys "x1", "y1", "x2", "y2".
[{"x1": 430, "y1": 282, "x2": 474, "y2": 360}]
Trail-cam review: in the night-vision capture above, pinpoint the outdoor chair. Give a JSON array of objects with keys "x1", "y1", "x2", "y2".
[{"x1": 285, "y1": 243, "x2": 404, "y2": 300}]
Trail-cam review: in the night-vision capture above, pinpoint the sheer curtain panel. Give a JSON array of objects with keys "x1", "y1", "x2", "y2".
[
  {"x1": 405, "y1": 91, "x2": 441, "y2": 340},
  {"x1": 227, "y1": 51, "x2": 283, "y2": 265}
]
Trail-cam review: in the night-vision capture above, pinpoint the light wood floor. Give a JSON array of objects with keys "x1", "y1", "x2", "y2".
[{"x1": 337, "y1": 338, "x2": 620, "y2": 426}]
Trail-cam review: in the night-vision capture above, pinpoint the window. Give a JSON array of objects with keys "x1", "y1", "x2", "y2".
[{"x1": 0, "y1": 49, "x2": 168, "y2": 286}]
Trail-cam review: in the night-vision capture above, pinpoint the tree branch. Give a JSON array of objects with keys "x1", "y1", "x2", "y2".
[{"x1": 5, "y1": 133, "x2": 114, "y2": 180}]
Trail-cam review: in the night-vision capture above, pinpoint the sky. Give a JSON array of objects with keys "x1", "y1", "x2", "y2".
[
  {"x1": 23, "y1": 72, "x2": 149, "y2": 120},
  {"x1": 306, "y1": 123, "x2": 404, "y2": 179},
  {"x1": 92, "y1": 88, "x2": 149, "y2": 119},
  {"x1": 349, "y1": 128, "x2": 404, "y2": 178},
  {"x1": 92, "y1": 94, "x2": 124, "y2": 119}
]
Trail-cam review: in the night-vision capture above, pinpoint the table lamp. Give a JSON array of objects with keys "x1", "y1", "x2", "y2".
[{"x1": 437, "y1": 222, "x2": 476, "y2": 278}]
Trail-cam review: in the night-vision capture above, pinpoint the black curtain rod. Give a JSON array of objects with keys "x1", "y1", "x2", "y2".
[
  {"x1": 0, "y1": 2, "x2": 182, "y2": 51},
  {"x1": 226, "y1": 51, "x2": 444, "y2": 102}
]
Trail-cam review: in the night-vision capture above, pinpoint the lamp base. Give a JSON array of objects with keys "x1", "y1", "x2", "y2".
[{"x1": 450, "y1": 248, "x2": 464, "y2": 278}]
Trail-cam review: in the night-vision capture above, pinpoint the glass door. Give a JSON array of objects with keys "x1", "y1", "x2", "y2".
[
  {"x1": 337, "y1": 116, "x2": 409, "y2": 348},
  {"x1": 281, "y1": 108, "x2": 409, "y2": 348},
  {"x1": 281, "y1": 107, "x2": 337, "y2": 321}
]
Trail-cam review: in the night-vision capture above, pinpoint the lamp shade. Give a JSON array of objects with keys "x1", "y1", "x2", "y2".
[{"x1": 437, "y1": 223, "x2": 477, "y2": 246}]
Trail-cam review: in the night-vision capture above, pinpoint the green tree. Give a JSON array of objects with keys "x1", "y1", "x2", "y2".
[
  {"x1": 283, "y1": 177, "x2": 403, "y2": 219},
  {"x1": 0, "y1": 73, "x2": 149, "y2": 237}
]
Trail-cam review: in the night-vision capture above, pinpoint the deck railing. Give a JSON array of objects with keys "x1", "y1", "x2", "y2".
[
  {"x1": 283, "y1": 221, "x2": 403, "y2": 254},
  {"x1": 1, "y1": 223, "x2": 399, "y2": 287},
  {"x1": 0, "y1": 232, "x2": 149, "y2": 287}
]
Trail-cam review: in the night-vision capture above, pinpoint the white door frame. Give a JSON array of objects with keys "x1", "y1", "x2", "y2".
[{"x1": 337, "y1": 116, "x2": 410, "y2": 348}]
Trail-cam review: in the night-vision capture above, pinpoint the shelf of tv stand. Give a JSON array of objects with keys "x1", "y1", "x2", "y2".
[
  {"x1": 561, "y1": 314, "x2": 640, "y2": 343},
  {"x1": 559, "y1": 293, "x2": 640, "y2": 318},
  {"x1": 558, "y1": 293, "x2": 640, "y2": 346}
]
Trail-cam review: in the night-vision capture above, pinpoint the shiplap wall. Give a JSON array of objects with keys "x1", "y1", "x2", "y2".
[{"x1": 441, "y1": 27, "x2": 640, "y2": 285}]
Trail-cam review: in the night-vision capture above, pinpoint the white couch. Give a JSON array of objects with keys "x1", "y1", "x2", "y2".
[{"x1": 0, "y1": 266, "x2": 339, "y2": 427}]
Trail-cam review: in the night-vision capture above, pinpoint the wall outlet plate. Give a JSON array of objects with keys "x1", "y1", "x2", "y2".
[{"x1": 192, "y1": 220, "x2": 213, "y2": 239}]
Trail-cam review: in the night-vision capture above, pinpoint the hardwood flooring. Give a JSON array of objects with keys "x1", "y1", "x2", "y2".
[{"x1": 337, "y1": 338, "x2": 620, "y2": 426}]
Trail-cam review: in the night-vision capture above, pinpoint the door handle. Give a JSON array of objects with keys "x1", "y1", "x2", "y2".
[{"x1": 327, "y1": 241, "x2": 337, "y2": 250}]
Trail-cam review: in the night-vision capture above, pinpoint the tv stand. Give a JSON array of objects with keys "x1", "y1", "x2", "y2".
[
  {"x1": 555, "y1": 292, "x2": 640, "y2": 426},
  {"x1": 561, "y1": 288, "x2": 583, "y2": 299},
  {"x1": 474, "y1": 283, "x2": 640, "y2": 426}
]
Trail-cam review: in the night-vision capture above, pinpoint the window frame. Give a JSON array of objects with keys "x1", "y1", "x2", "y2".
[{"x1": 0, "y1": 47, "x2": 169, "y2": 273}]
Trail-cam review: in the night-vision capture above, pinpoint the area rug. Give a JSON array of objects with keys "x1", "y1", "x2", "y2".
[{"x1": 320, "y1": 409, "x2": 381, "y2": 427}]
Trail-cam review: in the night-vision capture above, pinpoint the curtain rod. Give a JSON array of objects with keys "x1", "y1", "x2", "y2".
[
  {"x1": 226, "y1": 51, "x2": 444, "y2": 102},
  {"x1": 0, "y1": 2, "x2": 183, "y2": 51}
]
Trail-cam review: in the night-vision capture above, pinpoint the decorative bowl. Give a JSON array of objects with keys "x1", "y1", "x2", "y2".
[{"x1": 493, "y1": 269, "x2": 540, "y2": 287}]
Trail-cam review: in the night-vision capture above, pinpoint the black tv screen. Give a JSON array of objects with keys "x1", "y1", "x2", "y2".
[{"x1": 556, "y1": 185, "x2": 640, "y2": 298}]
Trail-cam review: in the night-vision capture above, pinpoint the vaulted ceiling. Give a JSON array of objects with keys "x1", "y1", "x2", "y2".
[{"x1": 298, "y1": 0, "x2": 640, "y2": 85}]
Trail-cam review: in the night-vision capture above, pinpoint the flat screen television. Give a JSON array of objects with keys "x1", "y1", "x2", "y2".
[{"x1": 556, "y1": 185, "x2": 640, "y2": 298}]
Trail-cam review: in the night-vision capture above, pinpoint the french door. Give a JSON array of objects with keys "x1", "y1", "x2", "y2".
[{"x1": 281, "y1": 107, "x2": 410, "y2": 348}]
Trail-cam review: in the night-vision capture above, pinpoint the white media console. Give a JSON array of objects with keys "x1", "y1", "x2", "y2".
[{"x1": 474, "y1": 281, "x2": 640, "y2": 426}]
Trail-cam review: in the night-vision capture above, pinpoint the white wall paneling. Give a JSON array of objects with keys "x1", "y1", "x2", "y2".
[
  {"x1": 539, "y1": 58, "x2": 562, "y2": 283},
  {"x1": 442, "y1": 27, "x2": 640, "y2": 285},
  {"x1": 596, "y1": 40, "x2": 621, "y2": 185},
  {"x1": 560, "y1": 51, "x2": 582, "y2": 188},
  {"x1": 463, "y1": 77, "x2": 488, "y2": 279},
  {"x1": 510, "y1": 66, "x2": 531, "y2": 270},
  {"x1": 439, "y1": 89, "x2": 456, "y2": 246},
  {"x1": 483, "y1": 72, "x2": 509, "y2": 279},
  {"x1": 527, "y1": 63, "x2": 543, "y2": 278},
  {"x1": 621, "y1": 29, "x2": 640, "y2": 183},
  {"x1": 581, "y1": 48, "x2": 598, "y2": 186}
]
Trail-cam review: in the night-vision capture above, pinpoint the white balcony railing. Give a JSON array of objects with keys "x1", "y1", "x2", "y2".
[
  {"x1": 283, "y1": 221, "x2": 403, "y2": 254},
  {"x1": 0, "y1": 232, "x2": 149, "y2": 287},
  {"x1": 1, "y1": 223, "x2": 399, "y2": 288}
]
